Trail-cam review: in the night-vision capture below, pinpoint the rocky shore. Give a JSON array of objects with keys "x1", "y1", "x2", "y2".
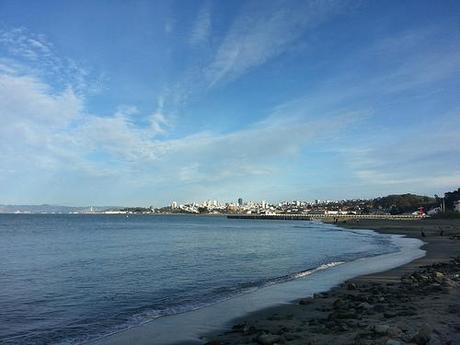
[{"x1": 203, "y1": 219, "x2": 460, "y2": 345}]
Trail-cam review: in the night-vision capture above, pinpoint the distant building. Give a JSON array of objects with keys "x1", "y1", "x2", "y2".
[
  {"x1": 261, "y1": 200, "x2": 267, "y2": 209},
  {"x1": 171, "y1": 201, "x2": 177, "y2": 209},
  {"x1": 427, "y1": 207, "x2": 442, "y2": 216},
  {"x1": 238, "y1": 198, "x2": 243, "y2": 206}
]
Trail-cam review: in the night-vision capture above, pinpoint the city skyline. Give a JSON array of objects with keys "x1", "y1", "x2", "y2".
[{"x1": 1, "y1": 0, "x2": 459, "y2": 206}]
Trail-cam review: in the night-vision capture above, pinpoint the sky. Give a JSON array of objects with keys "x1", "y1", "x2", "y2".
[{"x1": 0, "y1": 0, "x2": 459, "y2": 206}]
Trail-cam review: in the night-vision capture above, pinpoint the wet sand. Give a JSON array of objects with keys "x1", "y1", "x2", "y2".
[{"x1": 204, "y1": 218, "x2": 460, "y2": 345}]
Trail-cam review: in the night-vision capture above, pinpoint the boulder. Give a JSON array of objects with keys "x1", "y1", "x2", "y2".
[{"x1": 256, "y1": 333, "x2": 281, "y2": 345}]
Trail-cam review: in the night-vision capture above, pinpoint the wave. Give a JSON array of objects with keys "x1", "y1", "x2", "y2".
[
  {"x1": 292, "y1": 261, "x2": 345, "y2": 278},
  {"x1": 78, "y1": 260, "x2": 346, "y2": 345}
]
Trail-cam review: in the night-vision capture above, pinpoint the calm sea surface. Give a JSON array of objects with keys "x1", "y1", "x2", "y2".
[{"x1": 0, "y1": 214, "x2": 398, "y2": 345}]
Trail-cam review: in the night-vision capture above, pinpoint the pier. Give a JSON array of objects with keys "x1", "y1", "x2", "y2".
[{"x1": 227, "y1": 214, "x2": 426, "y2": 221}]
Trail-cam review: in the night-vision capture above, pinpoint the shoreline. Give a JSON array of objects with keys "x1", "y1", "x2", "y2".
[
  {"x1": 89, "y1": 218, "x2": 441, "y2": 345},
  {"x1": 203, "y1": 218, "x2": 460, "y2": 345}
]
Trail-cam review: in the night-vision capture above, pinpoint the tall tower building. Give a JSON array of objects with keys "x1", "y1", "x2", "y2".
[{"x1": 238, "y1": 198, "x2": 243, "y2": 206}]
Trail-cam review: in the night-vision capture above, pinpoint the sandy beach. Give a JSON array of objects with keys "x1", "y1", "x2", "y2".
[{"x1": 203, "y1": 218, "x2": 460, "y2": 345}]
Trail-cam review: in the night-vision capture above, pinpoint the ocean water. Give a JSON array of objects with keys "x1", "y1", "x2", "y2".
[{"x1": 0, "y1": 214, "x2": 400, "y2": 345}]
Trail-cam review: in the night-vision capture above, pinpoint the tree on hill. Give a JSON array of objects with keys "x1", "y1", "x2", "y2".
[
  {"x1": 372, "y1": 194, "x2": 437, "y2": 214},
  {"x1": 444, "y1": 187, "x2": 460, "y2": 211}
]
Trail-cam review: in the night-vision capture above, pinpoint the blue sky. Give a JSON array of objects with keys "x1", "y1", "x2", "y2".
[{"x1": 0, "y1": 0, "x2": 459, "y2": 206}]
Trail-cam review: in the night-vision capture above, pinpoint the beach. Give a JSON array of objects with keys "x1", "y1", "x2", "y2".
[{"x1": 204, "y1": 218, "x2": 460, "y2": 345}]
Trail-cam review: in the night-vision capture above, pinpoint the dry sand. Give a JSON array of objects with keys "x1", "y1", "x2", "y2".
[{"x1": 202, "y1": 218, "x2": 460, "y2": 345}]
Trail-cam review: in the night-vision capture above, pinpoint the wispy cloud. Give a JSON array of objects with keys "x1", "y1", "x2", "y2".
[
  {"x1": 204, "y1": 0, "x2": 346, "y2": 88},
  {"x1": 189, "y1": 3, "x2": 212, "y2": 46},
  {"x1": 0, "y1": 27, "x2": 53, "y2": 61},
  {"x1": 163, "y1": 0, "x2": 348, "y2": 113},
  {"x1": 0, "y1": 27, "x2": 96, "y2": 92}
]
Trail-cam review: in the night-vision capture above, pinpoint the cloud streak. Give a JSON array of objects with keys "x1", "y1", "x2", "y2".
[
  {"x1": 163, "y1": 0, "x2": 348, "y2": 113},
  {"x1": 204, "y1": 0, "x2": 345, "y2": 88},
  {"x1": 190, "y1": 3, "x2": 212, "y2": 46}
]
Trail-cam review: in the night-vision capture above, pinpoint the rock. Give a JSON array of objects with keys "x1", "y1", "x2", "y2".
[
  {"x1": 358, "y1": 302, "x2": 373, "y2": 310},
  {"x1": 244, "y1": 326, "x2": 257, "y2": 335},
  {"x1": 333, "y1": 298, "x2": 345, "y2": 308},
  {"x1": 387, "y1": 326, "x2": 402, "y2": 337},
  {"x1": 427, "y1": 334, "x2": 441, "y2": 345},
  {"x1": 447, "y1": 304, "x2": 460, "y2": 314},
  {"x1": 203, "y1": 341, "x2": 222, "y2": 345},
  {"x1": 256, "y1": 333, "x2": 281, "y2": 345},
  {"x1": 347, "y1": 282, "x2": 357, "y2": 290},
  {"x1": 443, "y1": 278, "x2": 459, "y2": 288},
  {"x1": 373, "y1": 304, "x2": 385, "y2": 313},
  {"x1": 386, "y1": 340, "x2": 402, "y2": 345},
  {"x1": 433, "y1": 272, "x2": 445, "y2": 283},
  {"x1": 284, "y1": 333, "x2": 300, "y2": 341},
  {"x1": 373, "y1": 324, "x2": 390, "y2": 335},
  {"x1": 384, "y1": 311, "x2": 397, "y2": 318},
  {"x1": 329, "y1": 311, "x2": 358, "y2": 320},
  {"x1": 267, "y1": 314, "x2": 283, "y2": 321},
  {"x1": 397, "y1": 309, "x2": 417, "y2": 316},
  {"x1": 231, "y1": 322, "x2": 246, "y2": 331},
  {"x1": 278, "y1": 326, "x2": 290, "y2": 334},
  {"x1": 357, "y1": 321, "x2": 368, "y2": 328},
  {"x1": 412, "y1": 324, "x2": 432, "y2": 345},
  {"x1": 299, "y1": 298, "x2": 313, "y2": 305}
]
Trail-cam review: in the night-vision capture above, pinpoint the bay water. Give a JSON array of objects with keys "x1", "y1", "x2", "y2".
[{"x1": 0, "y1": 214, "x2": 403, "y2": 344}]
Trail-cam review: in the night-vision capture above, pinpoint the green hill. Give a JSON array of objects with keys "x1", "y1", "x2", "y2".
[{"x1": 373, "y1": 194, "x2": 437, "y2": 214}]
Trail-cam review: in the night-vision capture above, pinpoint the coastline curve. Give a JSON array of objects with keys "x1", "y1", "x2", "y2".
[{"x1": 89, "y1": 228, "x2": 425, "y2": 345}]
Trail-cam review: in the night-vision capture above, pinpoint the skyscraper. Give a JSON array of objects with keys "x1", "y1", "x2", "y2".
[{"x1": 238, "y1": 198, "x2": 243, "y2": 206}]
